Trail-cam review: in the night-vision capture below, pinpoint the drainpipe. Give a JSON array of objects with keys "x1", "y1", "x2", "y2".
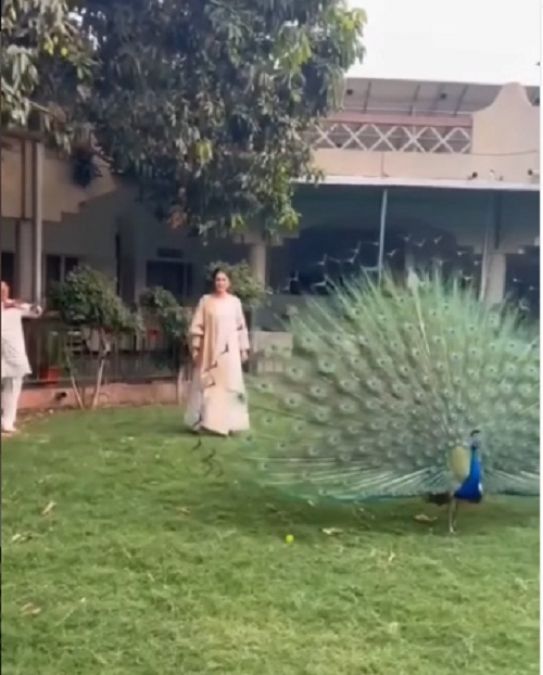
[
  {"x1": 31, "y1": 140, "x2": 44, "y2": 303},
  {"x1": 377, "y1": 188, "x2": 389, "y2": 282}
]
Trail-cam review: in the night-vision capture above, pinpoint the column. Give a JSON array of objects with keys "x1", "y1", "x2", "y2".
[
  {"x1": 15, "y1": 220, "x2": 34, "y2": 300},
  {"x1": 32, "y1": 141, "x2": 44, "y2": 303},
  {"x1": 249, "y1": 240, "x2": 267, "y2": 285},
  {"x1": 484, "y1": 252, "x2": 506, "y2": 305},
  {"x1": 133, "y1": 220, "x2": 148, "y2": 302}
]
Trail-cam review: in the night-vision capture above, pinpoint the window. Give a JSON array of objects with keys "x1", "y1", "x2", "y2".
[
  {"x1": 44, "y1": 255, "x2": 80, "y2": 295},
  {"x1": 1, "y1": 251, "x2": 15, "y2": 290},
  {"x1": 146, "y1": 260, "x2": 193, "y2": 300}
]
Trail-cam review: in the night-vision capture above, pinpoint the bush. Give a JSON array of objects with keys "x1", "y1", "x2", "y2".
[
  {"x1": 49, "y1": 265, "x2": 140, "y2": 409},
  {"x1": 139, "y1": 287, "x2": 190, "y2": 343},
  {"x1": 138, "y1": 287, "x2": 192, "y2": 399},
  {"x1": 49, "y1": 265, "x2": 137, "y2": 334}
]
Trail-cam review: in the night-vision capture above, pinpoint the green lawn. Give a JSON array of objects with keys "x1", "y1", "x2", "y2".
[{"x1": 2, "y1": 406, "x2": 539, "y2": 675}]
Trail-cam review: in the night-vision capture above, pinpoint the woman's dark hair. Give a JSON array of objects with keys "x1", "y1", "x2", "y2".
[{"x1": 211, "y1": 267, "x2": 230, "y2": 282}]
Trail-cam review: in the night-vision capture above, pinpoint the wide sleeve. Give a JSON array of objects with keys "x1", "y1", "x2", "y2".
[
  {"x1": 235, "y1": 298, "x2": 250, "y2": 353},
  {"x1": 20, "y1": 303, "x2": 43, "y2": 319},
  {"x1": 188, "y1": 296, "x2": 206, "y2": 354}
]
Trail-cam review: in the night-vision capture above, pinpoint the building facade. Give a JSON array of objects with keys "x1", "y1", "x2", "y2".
[{"x1": 1, "y1": 78, "x2": 539, "y2": 321}]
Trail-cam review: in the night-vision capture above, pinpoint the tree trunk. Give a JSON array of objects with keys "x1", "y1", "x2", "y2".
[
  {"x1": 90, "y1": 330, "x2": 109, "y2": 410},
  {"x1": 62, "y1": 333, "x2": 86, "y2": 409}
]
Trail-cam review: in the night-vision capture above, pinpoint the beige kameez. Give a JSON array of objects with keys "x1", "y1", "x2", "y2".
[
  {"x1": 1, "y1": 303, "x2": 42, "y2": 432},
  {"x1": 184, "y1": 294, "x2": 250, "y2": 435}
]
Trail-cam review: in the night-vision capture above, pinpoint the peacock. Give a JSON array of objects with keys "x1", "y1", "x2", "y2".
[{"x1": 236, "y1": 271, "x2": 539, "y2": 533}]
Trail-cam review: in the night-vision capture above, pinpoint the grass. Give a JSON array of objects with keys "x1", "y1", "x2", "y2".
[{"x1": 2, "y1": 406, "x2": 539, "y2": 675}]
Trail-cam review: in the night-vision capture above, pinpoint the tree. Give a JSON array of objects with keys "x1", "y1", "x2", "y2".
[
  {"x1": 79, "y1": 0, "x2": 365, "y2": 237},
  {"x1": 49, "y1": 265, "x2": 140, "y2": 409},
  {"x1": 2, "y1": 1, "x2": 365, "y2": 237},
  {"x1": 1, "y1": 0, "x2": 93, "y2": 148}
]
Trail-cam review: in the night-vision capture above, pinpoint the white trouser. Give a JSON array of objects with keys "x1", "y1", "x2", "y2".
[{"x1": 1, "y1": 377, "x2": 23, "y2": 431}]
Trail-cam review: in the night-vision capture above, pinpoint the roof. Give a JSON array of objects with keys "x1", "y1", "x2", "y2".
[
  {"x1": 341, "y1": 77, "x2": 540, "y2": 117},
  {"x1": 296, "y1": 175, "x2": 540, "y2": 192}
]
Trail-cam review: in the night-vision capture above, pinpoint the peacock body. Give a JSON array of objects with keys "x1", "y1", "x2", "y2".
[{"x1": 240, "y1": 272, "x2": 539, "y2": 510}]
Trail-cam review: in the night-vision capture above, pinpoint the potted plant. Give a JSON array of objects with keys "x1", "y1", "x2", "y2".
[{"x1": 38, "y1": 329, "x2": 64, "y2": 384}]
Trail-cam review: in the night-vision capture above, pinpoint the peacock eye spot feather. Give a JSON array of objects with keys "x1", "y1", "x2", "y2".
[
  {"x1": 285, "y1": 394, "x2": 302, "y2": 408},
  {"x1": 318, "y1": 359, "x2": 335, "y2": 374},
  {"x1": 257, "y1": 382, "x2": 273, "y2": 393}
]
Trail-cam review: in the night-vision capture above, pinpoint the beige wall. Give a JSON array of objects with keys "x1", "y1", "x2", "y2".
[
  {"x1": 312, "y1": 83, "x2": 539, "y2": 186},
  {"x1": 1, "y1": 83, "x2": 537, "y2": 226},
  {"x1": 0, "y1": 82, "x2": 538, "y2": 306},
  {"x1": 1, "y1": 136, "x2": 117, "y2": 222},
  {"x1": 1, "y1": 188, "x2": 249, "y2": 301}
]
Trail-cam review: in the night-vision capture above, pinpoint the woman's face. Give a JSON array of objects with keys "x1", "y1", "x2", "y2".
[{"x1": 214, "y1": 272, "x2": 230, "y2": 294}]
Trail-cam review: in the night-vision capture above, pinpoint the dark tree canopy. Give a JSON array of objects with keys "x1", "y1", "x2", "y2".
[
  {"x1": 2, "y1": 0, "x2": 365, "y2": 236},
  {"x1": 1, "y1": 0, "x2": 93, "y2": 148}
]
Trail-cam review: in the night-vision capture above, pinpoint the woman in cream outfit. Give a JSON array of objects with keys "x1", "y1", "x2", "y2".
[{"x1": 184, "y1": 268, "x2": 250, "y2": 435}]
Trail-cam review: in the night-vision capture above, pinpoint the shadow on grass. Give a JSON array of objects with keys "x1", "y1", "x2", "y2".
[{"x1": 153, "y1": 452, "x2": 540, "y2": 539}]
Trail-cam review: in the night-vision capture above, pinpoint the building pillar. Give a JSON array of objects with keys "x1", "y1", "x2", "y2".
[
  {"x1": 32, "y1": 141, "x2": 44, "y2": 303},
  {"x1": 484, "y1": 252, "x2": 506, "y2": 305},
  {"x1": 249, "y1": 240, "x2": 267, "y2": 285},
  {"x1": 15, "y1": 220, "x2": 34, "y2": 300}
]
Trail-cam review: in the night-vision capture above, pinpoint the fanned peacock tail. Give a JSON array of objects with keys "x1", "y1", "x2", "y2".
[{"x1": 239, "y1": 272, "x2": 539, "y2": 501}]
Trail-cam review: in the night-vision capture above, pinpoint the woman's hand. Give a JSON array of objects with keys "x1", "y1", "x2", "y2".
[{"x1": 241, "y1": 350, "x2": 249, "y2": 364}]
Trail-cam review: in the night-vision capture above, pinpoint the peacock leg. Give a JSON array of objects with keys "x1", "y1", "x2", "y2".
[{"x1": 448, "y1": 498, "x2": 459, "y2": 534}]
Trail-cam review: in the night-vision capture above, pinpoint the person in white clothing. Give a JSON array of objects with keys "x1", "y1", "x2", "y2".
[{"x1": 1, "y1": 281, "x2": 42, "y2": 435}]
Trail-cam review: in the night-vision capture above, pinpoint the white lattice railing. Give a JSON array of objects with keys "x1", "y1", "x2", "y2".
[{"x1": 307, "y1": 113, "x2": 472, "y2": 154}]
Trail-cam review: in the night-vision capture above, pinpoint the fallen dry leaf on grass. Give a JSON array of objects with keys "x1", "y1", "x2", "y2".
[
  {"x1": 322, "y1": 528, "x2": 343, "y2": 536},
  {"x1": 11, "y1": 532, "x2": 31, "y2": 543},
  {"x1": 41, "y1": 501, "x2": 56, "y2": 517},
  {"x1": 21, "y1": 603, "x2": 42, "y2": 617}
]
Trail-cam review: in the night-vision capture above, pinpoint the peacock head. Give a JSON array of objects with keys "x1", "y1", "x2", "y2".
[{"x1": 469, "y1": 429, "x2": 481, "y2": 452}]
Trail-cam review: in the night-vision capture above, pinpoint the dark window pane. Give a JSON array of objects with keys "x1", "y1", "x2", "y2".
[
  {"x1": 65, "y1": 257, "x2": 79, "y2": 276},
  {"x1": 45, "y1": 255, "x2": 62, "y2": 295},
  {"x1": 145, "y1": 261, "x2": 194, "y2": 300},
  {"x1": 146, "y1": 261, "x2": 185, "y2": 300},
  {"x1": 1, "y1": 251, "x2": 15, "y2": 289}
]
